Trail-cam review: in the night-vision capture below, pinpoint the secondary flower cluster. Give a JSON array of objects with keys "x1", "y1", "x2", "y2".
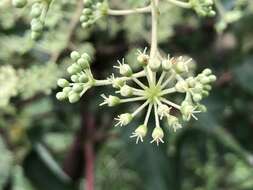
[
  {"x1": 80, "y1": 0, "x2": 108, "y2": 28},
  {"x1": 56, "y1": 51, "x2": 94, "y2": 103},
  {"x1": 30, "y1": 1, "x2": 49, "y2": 40},
  {"x1": 12, "y1": 0, "x2": 50, "y2": 40},
  {"x1": 56, "y1": 49, "x2": 216, "y2": 145}
]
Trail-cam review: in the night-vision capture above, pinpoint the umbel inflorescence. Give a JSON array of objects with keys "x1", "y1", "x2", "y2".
[
  {"x1": 11, "y1": 0, "x2": 217, "y2": 145},
  {"x1": 55, "y1": 0, "x2": 217, "y2": 145},
  {"x1": 56, "y1": 49, "x2": 216, "y2": 145}
]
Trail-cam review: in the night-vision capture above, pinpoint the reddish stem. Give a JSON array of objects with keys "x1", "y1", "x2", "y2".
[{"x1": 84, "y1": 114, "x2": 95, "y2": 190}]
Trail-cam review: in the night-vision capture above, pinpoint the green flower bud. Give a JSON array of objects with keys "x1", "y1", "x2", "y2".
[
  {"x1": 151, "y1": 127, "x2": 164, "y2": 145},
  {"x1": 79, "y1": 74, "x2": 89, "y2": 83},
  {"x1": 149, "y1": 58, "x2": 161, "y2": 72},
  {"x1": 203, "y1": 68, "x2": 212, "y2": 75},
  {"x1": 202, "y1": 90, "x2": 209, "y2": 97},
  {"x1": 209, "y1": 75, "x2": 217, "y2": 82},
  {"x1": 80, "y1": 15, "x2": 89, "y2": 22},
  {"x1": 111, "y1": 77, "x2": 124, "y2": 89},
  {"x1": 119, "y1": 64, "x2": 132, "y2": 77},
  {"x1": 63, "y1": 87, "x2": 72, "y2": 94},
  {"x1": 56, "y1": 92, "x2": 67, "y2": 101},
  {"x1": 77, "y1": 58, "x2": 89, "y2": 69},
  {"x1": 12, "y1": 0, "x2": 27, "y2": 8},
  {"x1": 57, "y1": 79, "x2": 69, "y2": 87},
  {"x1": 67, "y1": 64, "x2": 82, "y2": 74},
  {"x1": 31, "y1": 4, "x2": 42, "y2": 17},
  {"x1": 116, "y1": 113, "x2": 133, "y2": 126},
  {"x1": 70, "y1": 51, "x2": 81, "y2": 61},
  {"x1": 120, "y1": 85, "x2": 133, "y2": 97},
  {"x1": 167, "y1": 115, "x2": 182, "y2": 132},
  {"x1": 71, "y1": 75, "x2": 79, "y2": 82},
  {"x1": 31, "y1": 20, "x2": 43, "y2": 32},
  {"x1": 81, "y1": 53, "x2": 91, "y2": 62},
  {"x1": 68, "y1": 92, "x2": 80, "y2": 103},
  {"x1": 137, "y1": 54, "x2": 149, "y2": 66},
  {"x1": 162, "y1": 59, "x2": 172, "y2": 71},
  {"x1": 193, "y1": 93, "x2": 202, "y2": 102},
  {"x1": 174, "y1": 60, "x2": 188, "y2": 73},
  {"x1": 107, "y1": 95, "x2": 121, "y2": 107},
  {"x1": 82, "y1": 8, "x2": 92, "y2": 15},
  {"x1": 72, "y1": 84, "x2": 83, "y2": 93}
]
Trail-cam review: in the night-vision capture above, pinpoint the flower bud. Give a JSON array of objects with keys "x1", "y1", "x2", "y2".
[
  {"x1": 71, "y1": 75, "x2": 79, "y2": 82},
  {"x1": 77, "y1": 58, "x2": 89, "y2": 69},
  {"x1": 137, "y1": 54, "x2": 149, "y2": 66},
  {"x1": 157, "y1": 104, "x2": 170, "y2": 118},
  {"x1": 119, "y1": 64, "x2": 132, "y2": 77},
  {"x1": 72, "y1": 84, "x2": 83, "y2": 93},
  {"x1": 63, "y1": 87, "x2": 72, "y2": 94},
  {"x1": 162, "y1": 59, "x2": 172, "y2": 71},
  {"x1": 79, "y1": 74, "x2": 89, "y2": 83},
  {"x1": 68, "y1": 92, "x2": 80, "y2": 103},
  {"x1": 135, "y1": 124, "x2": 147, "y2": 138},
  {"x1": 56, "y1": 92, "x2": 67, "y2": 101},
  {"x1": 70, "y1": 51, "x2": 81, "y2": 61},
  {"x1": 116, "y1": 113, "x2": 133, "y2": 126},
  {"x1": 67, "y1": 64, "x2": 82, "y2": 74},
  {"x1": 120, "y1": 85, "x2": 133, "y2": 97},
  {"x1": 174, "y1": 60, "x2": 188, "y2": 73},
  {"x1": 209, "y1": 75, "x2": 217, "y2": 82},
  {"x1": 193, "y1": 93, "x2": 202, "y2": 102},
  {"x1": 167, "y1": 115, "x2": 182, "y2": 132},
  {"x1": 107, "y1": 95, "x2": 121, "y2": 107},
  {"x1": 57, "y1": 79, "x2": 69, "y2": 88},
  {"x1": 151, "y1": 127, "x2": 164, "y2": 145},
  {"x1": 81, "y1": 53, "x2": 91, "y2": 62},
  {"x1": 149, "y1": 58, "x2": 161, "y2": 72},
  {"x1": 203, "y1": 68, "x2": 212, "y2": 75}
]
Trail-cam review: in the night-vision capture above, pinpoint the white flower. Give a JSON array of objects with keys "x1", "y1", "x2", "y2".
[
  {"x1": 130, "y1": 124, "x2": 147, "y2": 144},
  {"x1": 115, "y1": 113, "x2": 133, "y2": 127},
  {"x1": 151, "y1": 127, "x2": 164, "y2": 146}
]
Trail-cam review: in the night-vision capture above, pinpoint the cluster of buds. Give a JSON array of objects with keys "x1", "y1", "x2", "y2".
[
  {"x1": 12, "y1": 0, "x2": 50, "y2": 40},
  {"x1": 80, "y1": 0, "x2": 108, "y2": 28},
  {"x1": 30, "y1": 1, "x2": 50, "y2": 40},
  {"x1": 190, "y1": 0, "x2": 216, "y2": 17},
  {"x1": 56, "y1": 51, "x2": 94, "y2": 103},
  {"x1": 56, "y1": 48, "x2": 216, "y2": 145},
  {"x1": 12, "y1": 0, "x2": 27, "y2": 8}
]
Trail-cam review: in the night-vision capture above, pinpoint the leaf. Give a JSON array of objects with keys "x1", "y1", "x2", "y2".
[
  {"x1": 233, "y1": 59, "x2": 253, "y2": 94},
  {"x1": 23, "y1": 144, "x2": 77, "y2": 190}
]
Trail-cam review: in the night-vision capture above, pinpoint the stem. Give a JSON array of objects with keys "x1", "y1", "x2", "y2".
[
  {"x1": 150, "y1": 0, "x2": 159, "y2": 58},
  {"x1": 161, "y1": 98, "x2": 181, "y2": 110},
  {"x1": 166, "y1": 0, "x2": 191, "y2": 8},
  {"x1": 132, "y1": 101, "x2": 150, "y2": 117},
  {"x1": 144, "y1": 103, "x2": 153, "y2": 126},
  {"x1": 84, "y1": 141, "x2": 94, "y2": 190},
  {"x1": 107, "y1": 6, "x2": 151, "y2": 16},
  {"x1": 83, "y1": 114, "x2": 95, "y2": 190}
]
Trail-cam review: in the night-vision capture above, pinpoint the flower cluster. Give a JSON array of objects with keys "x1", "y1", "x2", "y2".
[
  {"x1": 30, "y1": 1, "x2": 50, "y2": 40},
  {"x1": 12, "y1": 0, "x2": 50, "y2": 40},
  {"x1": 80, "y1": 0, "x2": 108, "y2": 28},
  {"x1": 56, "y1": 51, "x2": 94, "y2": 103},
  {"x1": 57, "y1": 49, "x2": 216, "y2": 145},
  {"x1": 190, "y1": 0, "x2": 216, "y2": 17}
]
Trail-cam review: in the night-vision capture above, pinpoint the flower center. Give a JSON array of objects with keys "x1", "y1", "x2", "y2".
[{"x1": 145, "y1": 85, "x2": 162, "y2": 103}]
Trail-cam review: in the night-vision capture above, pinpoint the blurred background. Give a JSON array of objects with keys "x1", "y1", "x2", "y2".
[{"x1": 1, "y1": 0, "x2": 253, "y2": 190}]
